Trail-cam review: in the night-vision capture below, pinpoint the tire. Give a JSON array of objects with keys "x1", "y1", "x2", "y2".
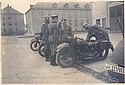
[
  {"x1": 38, "y1": 43, "x2": 45, "y2": 57},
  {"x1": 100, "y1": 49, "x2": 109, "y2": 60},
  {"x1": 56, "y1": 46, "x2": 76, "y2": 68},
  {"x1": 30, "y1": 41, "x2": 40, "y2": 51}
]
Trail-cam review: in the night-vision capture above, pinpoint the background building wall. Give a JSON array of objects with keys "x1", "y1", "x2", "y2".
[
  {"x1": 25, "y1": 2, "x2": 92, "y2": 34},
  {"x1": 1, "y1": 5, "x2": 25, "y2": 35},
  {"x1": 91, "y1": 2, "x2": 109, "y2": 27}
]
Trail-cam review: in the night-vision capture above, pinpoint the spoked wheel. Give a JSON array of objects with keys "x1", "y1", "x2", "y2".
[
  {"x1": 100, "y1": 49, "x2": 109, "y2": 60},
  {"x1": 56, "y1": 46, "x2": 76, "y2": 68},
  {"x1": 38, "y1": 43, "x2": 45, "y2": 57},
  {"x1": 30, "y1": 41, "x2": 40, "y2": 51}
]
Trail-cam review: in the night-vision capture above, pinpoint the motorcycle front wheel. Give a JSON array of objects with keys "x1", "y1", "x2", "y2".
[
  {"x1": 56, "y1": 46, "x2": 76, "y2": 68},
  {"x1": 38, "y1": 43, "x2": 45, "y2": 57},
  {"x1": 30, "y1": 41, "x2": 40, "y2": 51}
]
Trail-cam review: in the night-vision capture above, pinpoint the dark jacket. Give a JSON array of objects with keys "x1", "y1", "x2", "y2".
[
  {"x1": 60, "y1": 25, "x2": 74, "y2": 43},
  {"x1": 48, "y1": 22, "x2": 59, "y2": 44},
  {"x1": 86, "y1": 25, "x2": 109, "y2": 41},
  {"x1": 41, "y1": 22, "x2": 49, "y2": 41}
]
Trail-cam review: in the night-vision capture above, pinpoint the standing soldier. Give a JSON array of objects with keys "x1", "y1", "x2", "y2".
[
  {"x1": 60, "y1": 19, "x2": 74, "y2": 43},
  {"x1": 40, "y1": 17, "x2": 50, "y2": 61},
  {"x1": 48, "y1": 15, "x2": 59, "y2": 66}
]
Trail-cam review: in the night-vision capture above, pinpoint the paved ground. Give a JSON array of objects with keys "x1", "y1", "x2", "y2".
[{"x1": 1, "y1": 32, "x2": 123, "y2": 83}]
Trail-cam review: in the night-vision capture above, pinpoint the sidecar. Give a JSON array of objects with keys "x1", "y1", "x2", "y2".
[{"x1": 56, "y1": 37, "x2": 113, "y2": 68}]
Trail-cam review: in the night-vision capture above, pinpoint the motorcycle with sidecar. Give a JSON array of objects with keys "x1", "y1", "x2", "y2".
[{"x1": 56, "y1": 37, "x2": 114, "y2": 68}]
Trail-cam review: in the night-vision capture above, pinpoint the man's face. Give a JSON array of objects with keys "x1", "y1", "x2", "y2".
[
  {"x1": 63, "y1": 22, "x2": 67, "y2": 26},
  {"x1": 52, "y1": 17, "x2": 58, "y2": 23}
]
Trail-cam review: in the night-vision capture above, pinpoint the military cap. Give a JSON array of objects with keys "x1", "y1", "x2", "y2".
[{"x1": 51, "y1": 15, "x2": 58, "y2": 18}]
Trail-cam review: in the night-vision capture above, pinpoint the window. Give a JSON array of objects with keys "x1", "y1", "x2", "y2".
[
  {"x1": 3, "y1": 23, "x2": 5, "y2": 26},
  {"x1": 64, "y1": 3, "x2": 69, "y2": 8},
  {"x1": 84, "y1": 4, "x2": 89, "y2": 9},
  {"x1": 74, "y1": 11, "x2": 77, "y2": 17},
  {"x1": 69, "y1": 20, "x2": 72, "y2": 26},
  {"x1": 9, "y1": 23, "x2": 11, "y2": 26},
  {"x1": 86, "y1": 19, "x2": 89, "y2": 24},
  {"x1": 102, "y1": 18, "x2": 106, "y2": 27},
  {"x1": 41, "y1": 11, "x2": 44, "y2": 16},
  {"x1": 68, "y1": 11, "x2": 71, "y2": 18},
  {"x1": 4, "y1": 29, "x2": 6, "y2": 32},
  {"x1": 8, "y1": 17, "x2": 11, "y2": 20},
  {"x1": 96, "y1": 19, "x2": 100, "y2": 25},
  {"x1": 48, "y1": 11, "x2": 51, "y2": 16},
  {"x1": 80, "y1": 20, "x2": 83, "y2": 26},
  {"x1": 52, "y1": 3, "x2": 57, "y2": 8},
  {"x1": 80, "y1": 11, "x2": 83, "y2": 18},
  {"x1": 75, "y1": 20, "x2": 78, "y2": 27},
  {"x1": 74, "y1": 3, "x2": 79, "y2": 8}
]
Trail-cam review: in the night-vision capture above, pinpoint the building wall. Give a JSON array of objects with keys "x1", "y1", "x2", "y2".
[
  {"x1": 91, "y1": 1, "x2": 124, "y2": 32},
  {"x1": 25, "y1": 3, "x2": 92, "y2": 34},
  {"x1": 1, "y1": 6, "x2": 25, "y2": 35},
  {"x1": 1, "y1": 14, "x2": 25, "y2": 35},
  {"x1": 91, "y1": 2, "x2": 109, "y2": 27}
]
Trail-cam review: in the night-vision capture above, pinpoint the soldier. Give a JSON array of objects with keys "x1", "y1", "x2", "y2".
[
  {"x1": 83, "y1": 23, "x2": 109, "y2": 42},
  {"x1": 40, "y1": 17, "x2": 50, "y2": 61},
  {"x1": 48, "y1": 15, "x2": 59, "y2": 66},
  {"x1": 60, "y1": 19, "x2": 74, "y2": 43}
]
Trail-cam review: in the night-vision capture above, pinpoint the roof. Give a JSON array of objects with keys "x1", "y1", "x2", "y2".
[
  {"x1": 25, "y1": 2, "x2": 91, "y2": 14},
  {"x1": 31, "y1": 2, "x2": 91, "y2": 9},
  {"x1": 1, "y1": 5, "x2": 23, "y2": 15}
]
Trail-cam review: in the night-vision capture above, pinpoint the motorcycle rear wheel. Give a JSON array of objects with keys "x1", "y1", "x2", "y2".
[
  {"x1": 56, "y1": 46, "x2": 76, "y2": 68},
  {"x1": 100, "y1": 49, "x2": 109, "y2": 60},
  {"x1": 30, "y1": 41, "x2": 40, "y2": 51}
]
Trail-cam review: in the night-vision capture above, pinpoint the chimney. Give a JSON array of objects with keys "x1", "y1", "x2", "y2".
[{"x1": 7, "y1": 4, "x2": 9, "y2": 7}]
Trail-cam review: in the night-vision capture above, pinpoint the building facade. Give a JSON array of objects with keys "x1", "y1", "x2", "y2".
[
  {"x1": 91, "y1": 1, "x2": 124, "y2": 32},
  {"x1": 1, "y1": 5, "x2": 25, "y2": 35},
  {"x1": 25, "y1": 2, "x2": 92, "y2": 34}
]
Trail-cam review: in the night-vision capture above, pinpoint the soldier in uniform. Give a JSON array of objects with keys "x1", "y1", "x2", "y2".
[
  {"x1": 60, "y1": 19, "x2": 74, "y2": 43},
  {"x1": 40, "y1": 17, "x2": 50, "y2": 61},
  {"x1": 83, "y1": 23, "x2": 109, "y2": 42},
  {"x1": 48, "y1": 15, "x2": 59, "y2": 66}
]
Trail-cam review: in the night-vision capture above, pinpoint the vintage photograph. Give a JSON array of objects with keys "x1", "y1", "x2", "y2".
[{"x1": 1, "y1": 0, "x2": 124, "y2": 84}]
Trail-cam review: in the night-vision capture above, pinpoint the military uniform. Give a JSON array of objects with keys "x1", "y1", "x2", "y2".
[
  {"x1": 48, "y1": 15, "x2": 59, "y2": 66},
  {"x1": 41, "y1": 17, "x2": 50, "y2": 61},
  {"x1": 84, "y1": 24, "x2": 109, "y2": 41},
  {"x1": 60, "y1": 19, "x2": 74, "y2": 43}
]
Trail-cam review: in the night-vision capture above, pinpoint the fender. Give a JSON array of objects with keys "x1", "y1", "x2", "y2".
[
  {"x1": 31, "y1": 39, "x2": 37, "y2": 42},
  {"x1": 56, "y1": 43, "x2": 69, "y2": 52},
  {"x1": 56, "y1": 43, "x2": 78, "y2": 59}
]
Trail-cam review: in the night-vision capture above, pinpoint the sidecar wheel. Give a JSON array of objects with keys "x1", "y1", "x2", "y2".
[
  {"x1": 56, "y1": 46, "x2": 76, "y2": 68},
  {"x1": 38, "y1": 43, "x2": 45, "y2": 57},
  {"x1": 100, "y1": 49, "x2": 109, "y2": 60},
  {"x1": 30, "y1": 41, "x2": 40, "y2": 51}
]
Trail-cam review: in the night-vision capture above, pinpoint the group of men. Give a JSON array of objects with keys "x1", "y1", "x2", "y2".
[
  {"x1": 40, "y1": 15, "x2": 74, "y2": 66},
  {"x1": 40, "y1": 15, "x2": 110, "y2": 66}
]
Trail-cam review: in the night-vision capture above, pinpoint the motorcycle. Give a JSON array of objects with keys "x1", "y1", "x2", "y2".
[
  {"x1": 56, "y1": 37, "x2": 114, "y2": 68},
  {"x1": 30, "y1": 33, "x2": 43, "y2": 51}
]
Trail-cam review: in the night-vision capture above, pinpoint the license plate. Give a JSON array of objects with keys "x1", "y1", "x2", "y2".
[{"x1": 105, "y1": 64, "x2": 125, "y2": 74}]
